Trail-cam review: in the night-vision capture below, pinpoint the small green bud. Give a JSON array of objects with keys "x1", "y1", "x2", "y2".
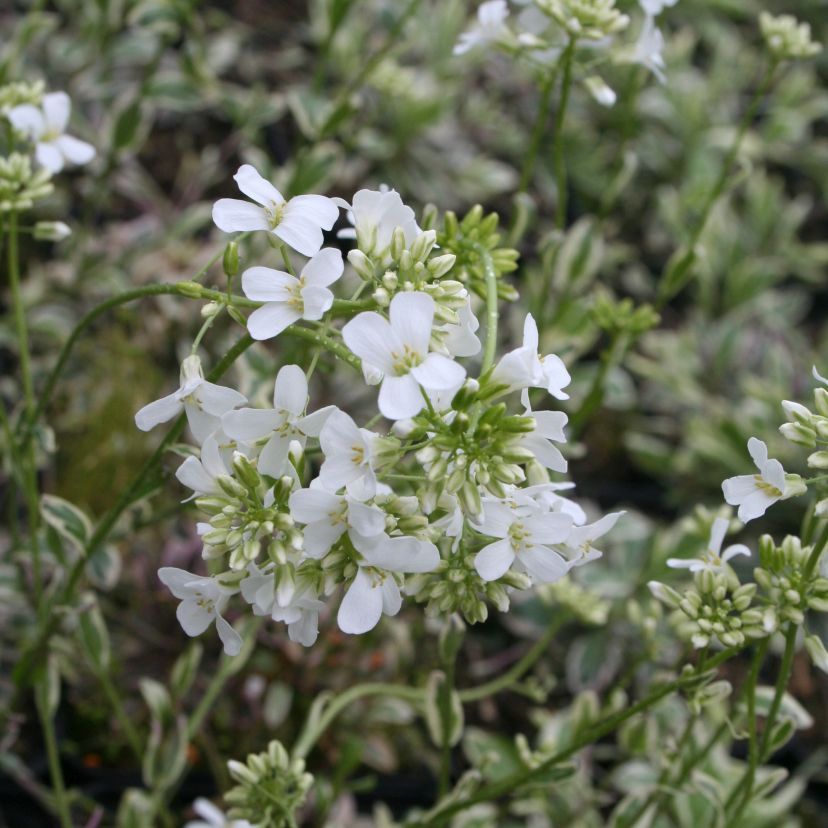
[{"x1": 223, "y1": 241, "x2": 239, "y2": 277}]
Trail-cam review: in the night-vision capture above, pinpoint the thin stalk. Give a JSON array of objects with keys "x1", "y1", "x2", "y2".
[
  {"x1": 458, "y1": 617, "x2": 564, "y2": 703},
  {"x1": 96, "y1": 669, "x2": 144, "y2": 761},
  {"x1": 413, "y1": 647, "x2": 740, "y2": 826},
  {"x1": 437, "y1": 643, "x2": 460, "y2": 798},
  {"x1": 292, "y1": 682, "x2": 423, "y2": 761},
  {"x1": 518, "y1": 67, "x2": 559, "y2": 194},
  {"x1": 553, "y1": 37, "x2": 576, "y2": 230},
  {"x1": 35, "y1": 684, "x2": 72, "y2": 828}
]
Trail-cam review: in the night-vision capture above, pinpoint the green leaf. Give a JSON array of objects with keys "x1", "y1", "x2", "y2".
[
  {"x1": 41, "y1": 494, "x2": 92, "y2": 552},
  {"x1": 85, "y1": 544, "x2": 122, "y2": 590},
  {"x1": 115, "y1": 789, "x2": 155, "y2": 828},
  {"x1": 754, "y1": 687, "x2": 814, "y2": 729},
  {"x1": 142, "y1": 714, "x2": 188, "y2": 791},
  {"x1": 169, "y1": 642, "x2": 202, "y2": 700},
  {"x1": 77, "y1": 601, "x2": 111, "y2": 671},
  {"x1": 424, "y1": 670, "x2": 464, "y2": 749},
  {"x1": 113, "y1": 100, "x2": 143, "y2": 150}
]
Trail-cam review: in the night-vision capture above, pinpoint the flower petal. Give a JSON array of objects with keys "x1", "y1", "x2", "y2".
[
  {"x1": 135, "y1": 392, "x2": 182, "y2": 431},
  {"x1": 474, "y1": 539, "x2": 515, "y2": 581},
  {"x1": 196, "y1": 382, "x2": 247, "y2": 416},
  {"x1": 222, "y1": 409, "x2": 284, "y2": 441},
  {"x1": 389, "y1": 291, "x2": 434, "y2": 355},
  {"x1": 8, "y1": 103, "x2": 44, "y2": 138},
  {"x1": 296, "y1": 405, "x2": 336, "y2": 437},
  {"x1": 177, "y1": 600, "x2": 214, "y2": 636},
  {"x1": 55, "y1": 134, "x2": 95, "y2": 165},
  {"x1": 274, "y1": 364, "x2": 308, "y2": 415},
  {"x1": 342, "y1": 312, "x2": 397, "y2": 374},
  {"x1": 215, "y1": 615, "x2": 243, "y2": 655},
  {"x1": 348, "y1": 500, "x2": 386, "y2": 537},
  {"x1": 378, "y1": 374, "x2": 425, "y2": 420},
  {"x1": 289, "y1": 488, "x2": 342, "y2": 523},
  {"x1": 42, "y1": 92, "x2": 70, "y2": 132},
  {"x1": 301, "y1": 247, "x2": 344, "y2": 287},
  {"x1": 176, "y1": 456, "x2": 218, "y2": 496},
  {"x1": 337, "y1": 569, "x2": 383, "y2": 634},
  {"x1": 520, "y1": 545, "x2": 569, "y2": 583},
  {"x1": 708, "y1": 517, "x2": 729, "y2": 556},
  {"x1": 212, "y1": 198, "x2": 269, "y2": 232},
  {"x1": 287, "y1": 195, "x2": 339, "y2": 230},
  {"x1": 275, "y1": 216, "x2": 325, "y2": 258},
  {"x1": 247, "y1": 303, "x2": 301, "y2": 340},
  {"x1": 233, "y1": 164, "x2": 283, "y2": 206},
  {"x1": 241, "y1": 266, "x2": 295, "y2": 301},
  {"x1": 300, "y1": 285, "x2": 334, "y2": 320},
  {"x1": 380, "y1": 577, "x2": 402, "y2": 616},
  {"x1": 410, "y1": 353, "x2": 466, "y2": 392},
  {"x1": 35, "y1": 142, "x2": 64, "y2": 173}
]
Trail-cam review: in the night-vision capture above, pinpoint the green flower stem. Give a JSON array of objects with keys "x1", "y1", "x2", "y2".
[
  {"x1": 553, "y1": 37, "x2": 577, "y2": 230},
  {"x1": 477, "y1": 246, "x2": 499, "y2": 374},
  {"x1": 518, "y1": 66, "x2": 559, "y2": 194},
  {"x1": 12, "y1": 335, "x2": 255, "y2": 693},
  {"x1": 656, "y1": 59, "x2": 779, "y2": 307},
  {"x1": 458, "y1": 616, "x2": 564, "y2": 703},
  {"x1": 34, "y1": 682, "x2": 72, "y2": 828},
  {"x1": 722, "y1": 637, "x2": 771, "y2": 824},
  {"x1": 96, "y1": 667, "x2": 144, "y2": 761},
  {"x1": 7, "y1": 210, "x2": 42, "y2": 594},
  {"x1": 414, "y1": 647, "x2": 740, "y2": 827},
  {"x1": 292, "y1": 683, "x2": 424, "y2": 761}
]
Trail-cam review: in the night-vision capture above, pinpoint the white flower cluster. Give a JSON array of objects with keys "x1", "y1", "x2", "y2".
[{"x1": 137, "y1": 167, "x2": 624, "y2": 652}]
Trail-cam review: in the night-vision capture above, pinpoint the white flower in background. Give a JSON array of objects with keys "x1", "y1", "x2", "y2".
[
  {"x1": 240, "y1": 564, "x2": 325, "y2": 646},
  {"x1": 184, "y1": 798, "x2": 252, "y2": 828},
  {"x1": 8, "y1": 91, "x2": 95, "y2": 173},
  {"x1": 639, "y1": 0, "x2": 677, "y2": 15},
  {"x1": 454, "y1": 0, "x2": 511, "y2": 55},
  {"x1": 342, "y1": 292, "x2": 466, "y2": 420},
  {"x1": 134, "y1": 355, "x2": 246, "y2": 444},
  {"x1": 335, "y1": 187, "x2": 420, "y2": 257},
  {"x1": 440, "y1": 296, "x2": 482, "y2": 358},
  {"x1": 523, "y1": 482, "x2": 587, "y2": 524},
  {"x1": 175, "y1": 433, "x2": 231, "y2": 498},
  {"x1": 492, "y1": 313, "x2": 571, "y2": 404},
  {"x1": 560, "y1": 512, "x2": 625, "y2": 567},
  {"x1": 318, "y1": 409, "x2": 382, "y2": 500},
  {"x1": 630, "y1": 15, "x2": 666, "y2": 83},
  {"x1": 722, "y1": 437, "x2": 790, "y2": 523},
  {"x1": 338, "y1": 532, "x2": 441, "y2": 634},
  {"x1": 518, "y1": 405, "x2": 568, "y2": 473},
  {"x1": 212, "y1": 165, "x2": 338, "y2": 257},
  {"x1": 289, "y1": 487, "x2": 386, "y2": 557},
  {"x1": 241, "y1": 247, "x2": 343, "y2": 340},
  {"x1": 584, "y1": 76, "x2": 617, "y2": 107},
  {"x1": 473, "y1": 499, "x2": 573, "y2": 583},
  {"x1": 667, "y1": 517, "x2": 750, "y2": 573},
  {"x1": 222, "y1": 364, "x2": 334, "y2": 477},
  {"x1": 158, "y1": 568, "x2": 242, "y2": 655}
]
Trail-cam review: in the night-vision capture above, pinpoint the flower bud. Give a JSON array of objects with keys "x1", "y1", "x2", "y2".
[
  {"x1": 807, "y1": 451, "x2": 828, "y2": 469},
  {"x1": 779, "y1": 422, "x2": 816, "y2": 447},
  {"x1": 427, "y1": 254, "x2": 457, "y2": 278},
  {"x1": 347, "y1": 249, "x2": 375, "y2": 281},
  {"x1": 33, "y1": 220, "x2": 71, "y2": 241},
  {"x1": 223, "y1": 241, "x2": 239, "y2": 277},
  {"x1": 372, "y1": 287, "x2": 390, "y2": 306}
]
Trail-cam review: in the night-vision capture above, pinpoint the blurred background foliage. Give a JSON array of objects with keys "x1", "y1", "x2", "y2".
[{"x1": 1, "y1": 0, "x2": 828, "y2": 824}]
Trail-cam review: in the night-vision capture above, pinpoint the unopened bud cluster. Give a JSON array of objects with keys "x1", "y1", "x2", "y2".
[{"x1": 760, "y1": 12, "x2": 821, "y2": 61}]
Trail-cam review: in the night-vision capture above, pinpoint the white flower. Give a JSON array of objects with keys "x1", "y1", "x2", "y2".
[
  {"x1": 454, "y1": 0, "x2": 511, "y2": 55},
  {"x1": 241, "y1": 248, "x2": 344, "y2": 340},
  {"x1": 559, "y1": 512, "x2": 625, "y2": 567},
  {"x1": 342, "y1": 292, "x2": 466, "y2": 420},
  {"x1": 222, "y1": 364, "x2": 334, "y2": 477},
  {"x1": 134, "y1": 355, "x2": 246, "y2": 443},
  {"x1": 722, "y1": 437, "x2": 789, "y2": 523},
  {"x1": 440, "y1": 296, "x2": 482, "y2": 358},
  {"x1": 337, "y1": 532, "x2": 440, "y2": 634},
  {"x1": 667, "y1": 517, "x2": 750, "y2": 573},
  {"x1": 289, "y1": 487, "x2": 386, "y2": 557},
  {"x1": 523, "y1": 482, "x2": 587, "y2": 524},
  {"x1": 175, "y1": 433, "x2": 231, "y2": 498},
  {"x1": 8, "y1": 92, "x2": 95, "y2": 173},
  {"x1": 518, "y1": 406, "x2": 568, "y2": 473},
  {"x1": 334, "y1": 188, "x2": 420, "y2": 258},
  {"x1": 631, "y1": 15, "x2": 666, "y2": 83},
  {"x1": 212, "y1": 164, "x2": 338, "y2": 257},
  {"x1": 158, "y1": 567, "x2": 242, "y2": 655},
  {"x1": 240, "y1": 564, "x2": 325, "y2": 646},
  {"x1": 318, "y1": 409, "x2": 382, "y2": 500},
  {"x1": 473, "y1": 498, "x2": 573, "y2": 583},
  {"x1": 492, "y1": 313, "x2": 571, "y2": 405},
  {"x1": 639, "y1": 0, "x2": 677, "y2": 15},
  {"x1": 184, "y1": 798, "x2": 252, "y2": 828}
]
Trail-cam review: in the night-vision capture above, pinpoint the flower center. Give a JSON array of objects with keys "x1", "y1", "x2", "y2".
[
  {"x1": 389, "y1": 344, "x2": 423, "y2": 376},
  {"x1": 264, "y1": 200, "x2": 286, "y2": 229},
  {"x1": 351, "y1": 444, "x2": 365, "y2": 467},
  {"x1": 754, "y1": 474, "x2": 783, "y2": 498},
  {"x1": 509, "y1": 521, "x2": 531, "y2": 551}
]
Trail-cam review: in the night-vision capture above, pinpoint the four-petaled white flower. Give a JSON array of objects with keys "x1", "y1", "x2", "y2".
[
  {"x1": 184, "y1": 797, "x2": 253, "y2": 828},
  {"x1": 213, "y1": 164, "x2": 338, "y2": 257},
  {"x1": 667, "y1": 517, "x2": 750, "y2": 573},
  {"x1": 492, "y1": 313, "x2": 571, "y2": 405},
  {"x1": 240, "y1": 564, "x2": 325, "y2": 647},
  {"x1": 559, "y1": 512, "x2": 625, "y2": 567},
  {"x1": 318, "y1": 409, "x2": 382, "y2": 500},
  {"x1": 8, "y1": 92, "x2": 95, "y2": 173},
  {"x1": 722, "y1": 437, "x2": 789, "y2": 523},
  {"x1": 343, "y1": 292, "x2": 466, "y2": 420},
  {"x1": 222, "y1": 364, "x2": 333, "y2": 477},
  {"x1": 175, "y1": 433, "x2": 231, "y2": 498},
  {"x1": 454, "y1": 0, "x2": 511, "y2": 55},
  {"x1": 473, "y1": 499, "x2": 573, "y2": 583},
  {"x1": 334, "y1": 188, "x2": 420, "y2": 258},
  {"x1": 338, "y1": 532, "x2": 441, "y2": 634},
  {"x1": 135, "y1": 355, "x2": 246, "y2": 443},
  {"x1": 158, "y1": 567, "x2": 242, "y2": 655},
  {"x1": 289, "y1": 486, "x2": 386, "y2": 557},
  {"x1": 241, "y1": 248, "x2": 344, "y2": 340}
]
